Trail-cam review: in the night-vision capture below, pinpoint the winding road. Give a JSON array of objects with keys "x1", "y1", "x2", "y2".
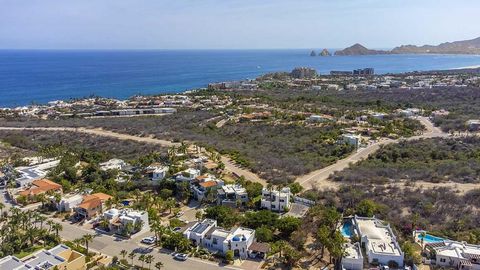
[{"x1": 295, "y1": 117, "x2": 449, "y2": 190}]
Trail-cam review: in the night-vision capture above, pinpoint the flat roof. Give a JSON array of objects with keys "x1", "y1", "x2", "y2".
[
  {"x1": 355, "y1": 216, "x2": 402, "y2": 256},
  {"x1": 190, "y1": 219, "x2": 216, "y2": 234}
]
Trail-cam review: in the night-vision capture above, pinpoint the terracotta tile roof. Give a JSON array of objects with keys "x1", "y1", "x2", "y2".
[
  {"x1": 78, "y1": 197, "x2": 101, "y2": 210},
  {"x1": 18, "y1": 179, "x2": 62, "y2": 197},
  {"x1": 91, "y1": 193, "x2": 113, "y2": 202},
  {"x1": 199, "y1": 181, "x2": 218, "y2": 188}
]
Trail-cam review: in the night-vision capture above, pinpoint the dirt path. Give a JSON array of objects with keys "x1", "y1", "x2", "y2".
[
  {"x1": 295, "y1": 116, "x2": 451, "y2": 190},
  {"x1": 0, "y1": 126, "x2": 268, "y2": 185}
]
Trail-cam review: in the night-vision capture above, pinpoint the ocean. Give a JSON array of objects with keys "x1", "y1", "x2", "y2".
[{"x1": 1, "y1": 49, "x2": 480, "y2": 107}]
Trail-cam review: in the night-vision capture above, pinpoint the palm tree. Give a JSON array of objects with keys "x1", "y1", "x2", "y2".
[
  {"x1": 128, "y1": 251, "x2": 136, "y2": 266},
  {"x1": 120, "y1": 249, "x2": 127, "y2": 260},
  {"x1": 73, "y1": 238, "x2": 82, "y2": 250},
  {"x1": 52, "y1": 223, "x2": 63, "y2": 237},
  {"x1": 155, "y1": 261, "x2": 164, "y2": 270},
  {"x1": 82, "y1": 234, "x2": 95, "y2": 255},
  {"x1": 145, "y1": 255, "x2": 154, "y2": 269},
  {"x1": 46, "y1": 220, "x2": 54, "y2": 233},
  {"x1": 138, "y1": 254, "x2": 146, "y2": 268}
]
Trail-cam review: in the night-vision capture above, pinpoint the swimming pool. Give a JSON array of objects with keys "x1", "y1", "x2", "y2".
[
  {"x1": 418, "y1": 233, "x2": 445, "y2": 243},
  {"x1": 341, "y1": 221, "x2": 353, "y2": 238}
]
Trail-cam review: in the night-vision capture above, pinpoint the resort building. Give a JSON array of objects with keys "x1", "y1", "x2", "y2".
[
  {"x1": 183, "y1": 219, "x2": 262, "y2": 259},
  {"x1": 217, "y1": 184, "x2": 249, "y2": 207},
  {"x1": 260, "y1": 187, "x2": 291, "y2": 212},
  {"x1": 353, "y1": 215, "x2": 404, "y2": 267},
  {"x1": 0, "y1": 244, "x2": 86, "y2": 270}
]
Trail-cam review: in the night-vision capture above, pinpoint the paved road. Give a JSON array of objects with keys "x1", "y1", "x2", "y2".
[
  {"x1": 296, "y1": 117, "x2": 449, "y2": 190},
  {"x1": 0, "y1": 190, "x2": 240, "y2": 270}
]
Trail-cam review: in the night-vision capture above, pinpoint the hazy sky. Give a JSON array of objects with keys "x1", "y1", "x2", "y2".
[{"x1": 1, "y1": 0, "x2": 479, "y2": 49}]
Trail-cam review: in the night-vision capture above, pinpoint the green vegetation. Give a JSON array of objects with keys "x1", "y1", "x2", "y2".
[
  {"x1": 333, "y1": 137, "x2": 480, "y2": 184},
  {"x1": 0, "y1": 207, "x2": 63, "y2": 258}
]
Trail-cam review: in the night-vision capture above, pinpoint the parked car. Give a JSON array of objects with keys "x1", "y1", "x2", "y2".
[
  {"x1": 141, "y1": 236, "x2": 156, "y2": 245},
  {"x1": 175, "y1": 211, "x2": 184, "y2": 218},
  {"x1": 172, "y1": 227, "x2": 182, "y2": 232},
  {"x1": 174, "y1": 253, "x2": 188, "y2": 261}
]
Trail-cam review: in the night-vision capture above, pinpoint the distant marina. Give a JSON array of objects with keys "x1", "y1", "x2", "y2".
[{"x1": 1, "y1": 50, "x2": 480, "y2": 107}]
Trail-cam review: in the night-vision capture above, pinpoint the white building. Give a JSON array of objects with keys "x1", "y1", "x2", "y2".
[
  {"x1": 57, "y1": 194, "x2": 84, "y2": 212},
  {"x1": 176, "y1": 168, "x2": 201, "y2": 182},
  {"x1": 261, "y1": 187, "x2": 291, "y2": 212},
  {"x1": 184, "y1": 219, "x2": 256, "y2": 259},
  {"x1": 308, "y1": 114, "x2": 333, "y2": 123},
  {"x1": 353, "y1": 216, "x2": 404, "y2": 267},
  {"x1": 429, "y1": 241, "x2": 480, "y2": 270},
  {"x1": 217, "y1": 184, "x2": 248, "y2": 207},
  {"x1": 102, "y1": 208, "x2": 149, "y2": 235},
  {"x1": 342, "y1": 242, "x2": 364, "y2": 270},
  {"x1": 152, "y1": 167, "x2": 168, "y2": 181},
  {"x1": 14, "y1": 160, "x2": 59, "y2": 187},
  {"x1": 341, "y1": 134, "x2": 362, "y2": 148},
  {"x1": 99, "y1": 159, "x2": 127, "y2": 171}
]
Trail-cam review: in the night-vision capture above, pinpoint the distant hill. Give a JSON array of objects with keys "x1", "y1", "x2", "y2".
[
  {"x1": 334, "y1": 43, "x2": 389, "y2": 56},
  {"x1": 392, "y1": 37, "x2": 480, "y2": 54},
  {"x1": 333, "y1": 37, "x2": 480, "y2": 56}
]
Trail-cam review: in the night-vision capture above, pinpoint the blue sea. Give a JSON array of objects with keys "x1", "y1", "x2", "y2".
[{"x1": 1, "y1": 50, "x2": 480, "y2": 107}]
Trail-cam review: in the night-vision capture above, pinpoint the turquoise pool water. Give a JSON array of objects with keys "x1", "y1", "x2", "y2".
[
  {"x1": 418, "y1": 233, "x2": 445, "y2": 243},
  {"x1": 341, "y1": 221, "x2": 353, "y2": 238}
]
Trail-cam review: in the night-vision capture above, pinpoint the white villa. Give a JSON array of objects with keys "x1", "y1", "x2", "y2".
[
  {"x1": 427, "y1": 241, "x2": 480, "y2": 270},
  {"x1": 341, "y1": 134, "x2": 362, "y2": 148},
  {"x1": 183, "y1": 219, "x2": 259, "y2": 259},
  {"x1": 102, "y1": 208, "x2": 149, "y2": 235},
  {"x1": 57, "y1": 194, "x2": 84, "y2": 212},
  {"x1": 99, "y1": 158, "x2": 128, "y2": 171},
  {"x1": 217, "y1": 184, "x2": 249, "y2": 207},
  {"x1": 176, "y1": 168, "x2": 201, "y2": 182},
  {"x1": 191, "y1": 174, "x2": 224, "y2": 201},
  {"x1": 353, "y1": 215, "x2": 404, "y2": 267},
  {"x1": 260, "y1": 187, "x2": 291, "y2": 212}
]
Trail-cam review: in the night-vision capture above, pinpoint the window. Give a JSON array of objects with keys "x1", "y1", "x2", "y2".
[
  {"x1": 213, "y1": 238, "x2": 218, "y2": 245},
  {"x1": 440, "y1": 258, "x2": 446, "y2": 263},
  {"x1": 280, "y1": 199, "x2": 284, "y2": 202}
]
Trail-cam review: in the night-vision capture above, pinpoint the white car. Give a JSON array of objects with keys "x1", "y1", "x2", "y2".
[
  {"x1": 174, "y1": 253, "x2": 188, "y2": 261},
  {"x1": 141, "y1": 236, "x2": 156, "y2": 245}
]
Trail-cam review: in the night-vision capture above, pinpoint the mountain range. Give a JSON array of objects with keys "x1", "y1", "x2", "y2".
[{"x1": 334, "y1": 36, "x2": 480, "y2": 55}]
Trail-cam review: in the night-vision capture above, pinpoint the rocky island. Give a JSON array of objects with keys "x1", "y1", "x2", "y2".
[{"x1": 320, "y1": 49, "x2": 332, "y2": 56}]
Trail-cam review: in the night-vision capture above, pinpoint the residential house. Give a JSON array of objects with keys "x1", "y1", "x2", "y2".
[
  {"x1": 99, "y1": 158, "x2": 127, "y2": 171},
  {"x1": 341, "y1": 134, "x2": 362, "y2": 148},
  {"x1": 217, "y1": 184, "x2": 248, "y2": 207},
  {"x1": 353, "y1": 215, "x2": 404, "y2": 267},
  {"x1": 427, "y1": 241, "x2": 480, "y2": 270},
  {"x1": 14, "y1": 159, "x2": 59, "y2": 187},
  {"x1": 74, "y1": 193, "x2": 112, "y2": 220},
  {"x1": 57, "y1": 194, "x2": 84, "y2": 212},
  {"x1": 0, "y1": 244, "x2": 86, "y2": 270},
  {"x1": 261, "y1": 187, "x2": 291, "y2": 212},
  {"x1": 308, "y1": 114, "x2": 333, "y2": 123},
  {"x1": 16, "y1": 179, "x2": 63, "y2": 203},
  {"x1": 191, "y1": 174, "x2": 224, "y2": 202},
  {"x1": 146, "y1": 163, "x2": 169, "y2": 181},
  {"x1": 176, "y1": 168, "x2": 201, "y2": 182},
  {"x1": 184, "y1": 219, "x2": 262, "y2": 259},
  {"x1": 102, "y1": 208, "x2": 149, "y2": 235}
]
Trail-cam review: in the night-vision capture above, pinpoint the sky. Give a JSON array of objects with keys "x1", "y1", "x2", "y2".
[{"x1": 0, "y1": 0, "x2": 479, "y2": 50}]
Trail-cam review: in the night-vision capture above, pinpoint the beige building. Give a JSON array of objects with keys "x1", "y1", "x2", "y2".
[{"x1": 0, "y1": 244, "x2": 86, "y2": 270}]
